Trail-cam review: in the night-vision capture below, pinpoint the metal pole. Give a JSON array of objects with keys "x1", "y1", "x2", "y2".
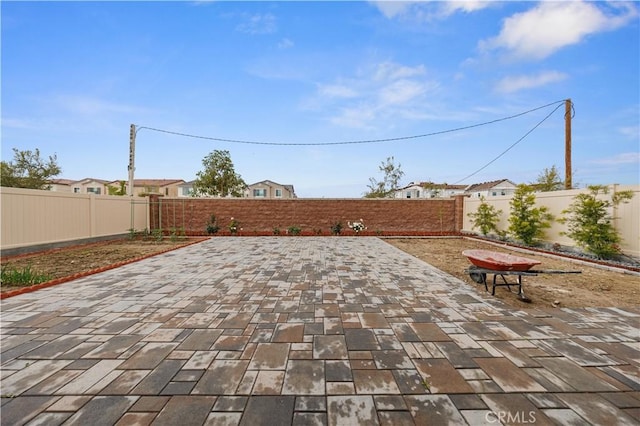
[{"x1": 565, "y1": 99, "x2": 572, "y2": 189}]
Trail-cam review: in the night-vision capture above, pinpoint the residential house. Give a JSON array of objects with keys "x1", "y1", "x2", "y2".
[
  {"x1": 178, "y1": 180, "x2": 255, "y2": 198},
  {"x1": 126, "y1": 179, "x2": 186, "y2": 197},
  {"x1": 48, "y1": 178, "x2": 75, "y2": 192},
  {"x1": 105, "y1": 180, "x2": 128, "y2": 195},
  {"x1": 395, "y1": 182, "x2": 467, "y2": 199},
  {"x1": 393, "y1": 179, "x2": 517, "y2": 199},
  {"x1": 177, "y1": 180, "x2": 196, "y2": 197},
  {"x1": 465, "y1": 179, "x2": 517, "y2": 198},
  {"x1": 71, "y1": 178, "x2": 110, "y2": 195},
  {"x1": 245, "y1": 180, "x2": 296, "y2": 199}
]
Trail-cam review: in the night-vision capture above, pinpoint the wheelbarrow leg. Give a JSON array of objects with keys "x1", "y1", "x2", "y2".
[
  {"x1": 516, "y1": 275, "x2": 532, "y2": 303},
  {"x1": 492, "y1": 274, "x2": 510, "y2": 295}
]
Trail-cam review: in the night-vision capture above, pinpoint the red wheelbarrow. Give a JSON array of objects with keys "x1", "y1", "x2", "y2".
[{"x1": 462, "y1": 249, "x2": 581, "y2": 303}]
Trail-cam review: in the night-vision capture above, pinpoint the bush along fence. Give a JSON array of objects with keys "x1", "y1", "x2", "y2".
[
  {"x1": 464, "y1": 184, "x2": 639, "y2": 259},
  {"x1": 147, "y1": 195, "x2": 467, "y2": 237}
]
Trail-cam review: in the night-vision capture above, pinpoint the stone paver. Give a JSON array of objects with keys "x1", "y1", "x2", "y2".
[{"x1": 1, "y1": 237, "x2": 639, "y2": 425}]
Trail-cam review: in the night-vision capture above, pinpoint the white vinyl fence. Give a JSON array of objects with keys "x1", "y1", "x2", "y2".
[
  {"x1": 1, "y1": 187, "x2": 149, "y2": 252},
  {"x1": 463, "y1": 185, "x2": 640, "y2": 258}
]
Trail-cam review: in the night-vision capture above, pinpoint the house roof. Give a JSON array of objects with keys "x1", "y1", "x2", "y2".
[
  {"x1": 248, "y1": 180, "x2": 294, "y2": 191},
  {"x1": 400, "y1": 182, "x2": 467, "y2": 191},
  {"x1": 248, "y1": 180, "x2": 276, "y2": 187},
  {"x1": 247, "y1": 180, "x2": 296, "y2": 197},
  {"x1": 131, "y1": 179, "x2": 186, "y2": 187},
  {"x1": 420, "y1": 182, "x2": 467, "y2": 190},
  {"x1": 465, "y1": 179, "x2": 516, "y2": 191},
  {"x1": 398, "y1": 179, "x2": 517, "y2": 193},
  {"x1": 71, "y1": 178, "x2": 111, "y2": 185},
  {"x1": 49, "y1": 178, "x2": 75, "y2": 185}
]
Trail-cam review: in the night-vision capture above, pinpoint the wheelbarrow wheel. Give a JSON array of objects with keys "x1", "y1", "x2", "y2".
[{"x1": 468, "y1": 267, "x2": 486, "y2": 284}]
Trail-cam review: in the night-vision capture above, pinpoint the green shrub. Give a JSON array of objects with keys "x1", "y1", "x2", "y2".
[
  {"x1": 1, "y1": 265, "x2": 51, "y2": 286},
  {"x1": 128, "y1": 228, "x2": 150, "y2": 240},
  {"x1": 151, "y1": 228, "x2": 163, "y2": 241},
  {"x1": 330, "y1": 222, "x2": 343, "y2": 235},
  {"x1": 287, "y1": 225, "x2": 301, "y2": 236},
  {"x1": 559, "y1": 185, "x2": 633, "y2": 259},
  {"x1": 206, "y1": 214, "x2": 220, "y2": 235},
  {"x1": 508, "y1": 184, "x2": 553, "y2": 246},
  {"x1": 128, "y1": 228, "x2": 137, "y2": 240},
  {"x1": 169, "y1": 227, "x2": 186, "y2": 242},
  {"x1": 468, "y1": 197, "x2": 503, "y2": 236}
]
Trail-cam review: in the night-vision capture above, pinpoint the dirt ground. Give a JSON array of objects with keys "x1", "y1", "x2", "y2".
[
  {"x1": 2, "y1": 237, "x2": 639, "y2": 309},
  {"x1": 385, "y1": 237, "x2": 640, "y2": 310},
  {"x1": 0, "y1": 239, "x2": 195, "y2": 294}
]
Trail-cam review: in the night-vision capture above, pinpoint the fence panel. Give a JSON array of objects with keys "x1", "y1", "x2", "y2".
[
  {"x1": 1, "y1": 187, "x2": 148, "y2": 251},
  {"x1": 462, "y1": 185, "x2": 640, "y2": 257},
  {"x1": 3, "y1": 185, "x2": 636, "y2": 257}
]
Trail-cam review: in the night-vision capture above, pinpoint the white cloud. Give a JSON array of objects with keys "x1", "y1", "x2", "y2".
[
  {"x1": 378, "y1": 79, "x2": 430, "y2": 105},
  {"x1": 618, "y1": 125, "x2": 640, "y2": 140},
  {"x1": 329, "y1": 104, "x2": 378, "y2": 129},
  {"x1": 440, "y1": 0, "x2": 493, "y2": 16},
  {"x1": 494, "y1": 70, "x2": 568, "y2": 93},
  {"x1": 480, "y1": 1, "x2": 638, "y2": 61},
  {"x1": 370, "y1": 0, "x2": 492, "y2": 20},
  {"x1": 373, "y1": 62, "x2": 426, "y2": 82},
  {"x1": 317, "y1": 83, "x2": 359, "y2": 99},
  {"x1": 370, "y1": 1, "x2": 413, "y2": 19},
  {"x1": 278, "y1": 38, "x2": 294, "y2": 49},
  {"x1": 590, "y1": 152, "x2": 640, "y2": 165},
  {"x1": 312, "y1": 61, "x2": 440, "y2": 129},
  {"x1": 236, "y1": 13, "x2": 277, "y2": 35}
]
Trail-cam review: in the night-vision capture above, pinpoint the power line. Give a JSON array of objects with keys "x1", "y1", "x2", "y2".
[
  {"x1": 135, "y1": 99, "x2": 568, "y2": 146},
  {"x1": 453, "y1": 101, "x2": 566, "y2": 184}
]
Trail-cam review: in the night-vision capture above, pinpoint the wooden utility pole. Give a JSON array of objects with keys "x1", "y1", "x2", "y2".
[
  {"x1": 565, "y1": 99, "x2": 572, "y2": 189},
  {"x1": 128, "y1": 124, "x2": 136, "y2": 196}
]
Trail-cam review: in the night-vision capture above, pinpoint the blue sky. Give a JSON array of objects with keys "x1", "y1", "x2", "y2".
[{"x1": 2, "y1": 1, "x2": 638, "y2": 197}]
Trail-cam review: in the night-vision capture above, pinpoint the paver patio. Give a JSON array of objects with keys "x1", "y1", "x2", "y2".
[{"x1": 1, "y1": 237, "x2": 638, "y2": 425}]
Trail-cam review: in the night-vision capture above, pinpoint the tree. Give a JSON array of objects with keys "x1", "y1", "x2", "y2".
[
  {"x1": 531, "y1": 165, "x2": 564, "y2": 192},
  {"x1": 364, "y1": 156, "x2": 404, "y2": 198},
  {"x1": 468, "y1": 197, "x2": 503, "y2": 236},
  {"x1": 193, "y1": 150, "x2": 246, "y2": 197},
  {"x1": 559, "y1": 185, "x2": 633, "y2": 259},
  {"x1": 508, "y1": 184, "x2": 554, "y2": 245},
  {"x1": 0, "y1": 148, "x2": 62, "y2": 190},
  {"x1": 108, "y1": 180, "x2": 127, "y2": 196}
]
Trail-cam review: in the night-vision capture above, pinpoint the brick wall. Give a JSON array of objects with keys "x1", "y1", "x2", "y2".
[{"x1": 149, "y1": 195, "x2": 466, "y2": 236}]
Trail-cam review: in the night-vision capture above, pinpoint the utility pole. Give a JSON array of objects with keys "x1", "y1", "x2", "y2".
[
  {"x1": 128, "y1": 124, "x2": 136, "y2": 196},
  {"x1": 565, "y1": 99, "x2": 572, "y2": 190}
]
